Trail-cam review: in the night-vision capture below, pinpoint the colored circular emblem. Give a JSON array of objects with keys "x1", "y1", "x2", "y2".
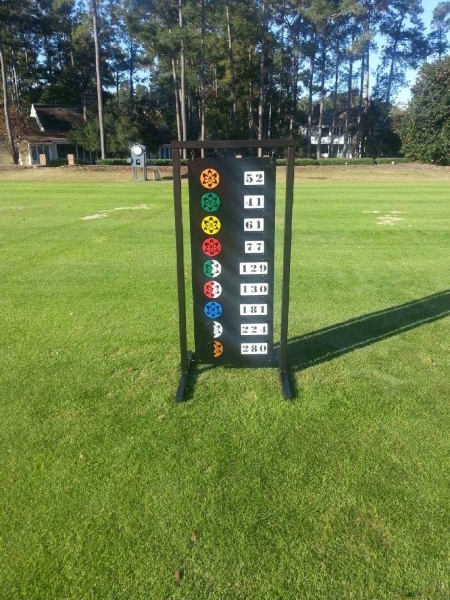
[
  {"x1": 201, "y1": 192, "x2": 221, "y2": 212},
  {"x1": 204, "y1": 301, "x2": 223, "y2": 319},
  {"x1": 200, "y1": 168, "x2": 220, "y2": 190},
  {"x1": 202, "y1": 238, "x2": 221, "y2": 257},
  {"x1": 214, "y1": 341, "x2": 224, "y2": 358},
  {"x1": 203, "y1": 259, "x2": 221, "y2": 278},
  {"x1": 204, "y1": 280, "x2": 222, "y2": 299},
  {"x1": 202, "y1": 216, "x2": 221, "y2": 235},
  {"x1": 213, "y1": 321, "x2": 223, "y2": 339}
]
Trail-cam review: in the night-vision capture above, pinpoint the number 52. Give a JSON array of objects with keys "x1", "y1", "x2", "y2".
[{"x1": 244, "y1": 171, "x2": 264, "y2": 185}]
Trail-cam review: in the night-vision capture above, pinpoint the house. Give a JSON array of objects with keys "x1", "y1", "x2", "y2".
[
  {"x1": 299, "y1": 106, "x2": 361, "y2": 158},
  {"x1": 0, "y1": 93, "x2": 99, "y2": 166},
  {"x1": 156, "y1": 144, "x2": 172, "y2": 160},
  {"x1": 22, "y1": 102, "x2": 99, "y2": 165},
  {"x1": 0, "y1": 93, "x2": 173, "y2": 165}
]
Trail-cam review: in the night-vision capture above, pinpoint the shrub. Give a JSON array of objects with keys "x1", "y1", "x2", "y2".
[
  {"x1": 294, "y1": 158, "x2": 319, "y2": 166},
  {"x1": 147, "y1": 159, "x2": 189, "y2": 166},
  {"x1": 147, "y1": 159, "x2": 172, "y2": 166},
  {"x1": 317, "y1": 157, "x2": 375, "y2": 166},
  {"x1": 47, "y1": 159, "x2": 67, "y2": 167},
  {"x1": 96, "y1": 158, "x2": 128, "y2": 165},
  {"x1": 375, "y1": 157, "x2": 409, "y2": 164}
]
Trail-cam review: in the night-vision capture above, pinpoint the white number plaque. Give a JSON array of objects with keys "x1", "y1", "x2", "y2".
[
  {"x1": 241, "y1": 323, "x2": 268, "y2": 336},
  {"x1": 244, "y1": 241, "x2": 265, "y2": 254},
  {"x1": 244, "y1": 218, "x2": 264, "y2": 231},
  {"x1": 239, "y1": 262, "x2": 268, "y2": 275},
  {"x1": 240, "y1": 283, "x2": 269, "y2": 296},
  {"x1": 244, "y1": 171, "x2": 265, "y2": 185},
  {"x1": 244, "y1": 195, "x2": 264, "y2": 209},
  {"x1": 241, "y1": 343, "x2": 268, "y2": 355},
  {"x1": 240, "y1": 304, "x2": 268, "y2": 315}
]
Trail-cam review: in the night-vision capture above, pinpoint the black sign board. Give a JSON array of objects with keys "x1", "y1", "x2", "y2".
[
  {"x1": 172, "y1": 140, "x2": 295, "y2": 401},
  {"x1": 188, "y1": 158, "x2": 276, "y2": 367}
]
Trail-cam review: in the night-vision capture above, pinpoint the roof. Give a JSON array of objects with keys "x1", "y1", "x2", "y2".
[{"x1": 27, "y1": 104, "x2": 85, "y2": 141}]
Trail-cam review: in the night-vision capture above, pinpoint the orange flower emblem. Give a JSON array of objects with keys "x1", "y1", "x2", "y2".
[
  {"x1": 200, "y1": 168, "x2": 220, "y2": 190},
  {"x1": 214, "y1": 341, "x2": 224, "y2": 358}
]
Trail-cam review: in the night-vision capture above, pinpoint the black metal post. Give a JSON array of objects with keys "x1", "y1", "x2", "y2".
[
  {"x1": 172, "y1": 147, "x2": 192, "y2": 401},
  {"x1": 277, "y1": 145, "x2": 295, "y2": 399}
]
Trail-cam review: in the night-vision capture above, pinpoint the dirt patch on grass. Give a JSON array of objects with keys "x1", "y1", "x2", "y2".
[
  {"x1": 81, "y1": 204, "x2": 150, "y2": 220},
  {"x1": 377, "y1": 215, "x2": 405, "y2": 225}
]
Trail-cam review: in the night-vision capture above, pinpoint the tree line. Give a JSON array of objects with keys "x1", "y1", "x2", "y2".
[{"x1": 1, "y1": 0, "x2": 450, "y2": 163}]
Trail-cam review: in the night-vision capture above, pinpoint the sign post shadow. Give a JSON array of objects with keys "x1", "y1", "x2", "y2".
[{"x1": 172, "y1": 140, "x2": 295, "y2": 401}]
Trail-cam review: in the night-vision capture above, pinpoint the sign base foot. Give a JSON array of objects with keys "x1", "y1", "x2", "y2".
[
  {"x1": 275, "y1": 348, "x2": 292, "y2": 400},
  {"x1": 175, "y1": 351, "x2": 193, "y2": 402}
]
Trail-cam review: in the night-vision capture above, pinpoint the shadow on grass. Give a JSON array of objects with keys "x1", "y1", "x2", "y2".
[
  {"x1": 284, "y1": 288, "x2": 450, "y2": 397},
  {"x1": 180, "y1": 289, "x2": 450, "y2": 400}
]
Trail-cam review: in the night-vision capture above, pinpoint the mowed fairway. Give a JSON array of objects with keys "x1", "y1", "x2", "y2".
[{"x1": 1, "y1": 170, "x2": 449, "y2": 599}]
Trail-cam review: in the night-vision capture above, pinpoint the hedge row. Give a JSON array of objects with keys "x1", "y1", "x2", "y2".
[
  {"x1": 45, "y1": 156, "x2": 410, "y2": 168},
  {"x1": 277, "y1": 157, "x2": 408, "y2": 166},
  {"x1": 96, "y1": 157, "x2": 408, "y2": 167},
  {"x1": 375, "y1": 157, "x2": 410, "y2": 164},
  {"x1": 96, "y1": 158, "x2": 128, "y2": 165},
  {"x1": 95, "y1": 158, "x2": 190, "y2": 166},
  {"x1": 47, "y1": 158, "x2": 88, "y2": 167}
]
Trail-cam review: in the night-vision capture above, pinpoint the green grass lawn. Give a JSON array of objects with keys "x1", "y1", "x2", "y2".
[{"x1": 0, "y1": 177, "x2": 449, "y2": 599}]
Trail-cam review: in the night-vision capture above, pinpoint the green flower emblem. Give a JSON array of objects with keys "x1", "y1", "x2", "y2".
[
  {"x1": 203, "y1": 259, "x2": 221, "y2": 278},
  {"x1": 201, "y1": 192, "x2": 221, "y2": 212}
]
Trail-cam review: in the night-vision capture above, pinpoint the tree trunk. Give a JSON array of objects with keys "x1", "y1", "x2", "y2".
[
  {"x1": 172, "y1": 57, "x2": 182, "y2": 142},
  {"x1": 344, "y1": 51, "x2": 353, "y2": 158},
  {"x1": 91, "y1": 0, "x2": 106, "y2": 159},
  {"x1": 200, "y1": 0, "x2": 206, "y2": 156},
  {"x1": 279, "y1": 19, "x2": 285, "y2": 136},
  {"x1": 364, "y1": 43, "x2": 370, "y2": 114},
  {"x1": 129, "y1": 41, "x2": 135, "y2": 108},
  {"x1": 357, "y1": 51, "x2": 365, "y2": 157},
  {"x1": 316, "y1": 51, "x2": 326, "y2": 160},
  {"x1": 179, "y1": 0, "x2": 187, "y2": 159},
  {"x1": 289, "y1": 54, "x2": 297, "y2": 138},
  {"x1": 0, "y1": 35, "x2": 18, "y2": 164},
  {"x1": 330, "y1": 39, "x2": 340, "y2": 157},
  {"x1": 249, "y1": 50, "x2": 254, "y2": 138},
  {"x1": 258, "y1": 0, "x2": 265, "y2": 157},
  {"x1": 307, "y1": 51, "x2": 315, "y2": 158},
  {"x1": 11, "y1": 48, "x2": 21, "y2": 108},
  {"x1": 226, "y1": 1, "x2": 237, "y2": 137}
]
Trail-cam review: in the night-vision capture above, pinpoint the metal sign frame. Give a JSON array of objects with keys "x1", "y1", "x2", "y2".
[{"x1": 172, "y1": 139, "x2": 295, "y2": 401}]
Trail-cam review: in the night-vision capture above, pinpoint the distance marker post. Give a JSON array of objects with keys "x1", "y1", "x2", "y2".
[{"x1": 172, "y1": 140, "x2": 295, "y2": 401}]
